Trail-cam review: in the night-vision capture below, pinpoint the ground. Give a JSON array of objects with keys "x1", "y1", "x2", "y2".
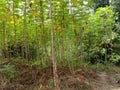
[
  {"x1": 0, "y1": 60, "x2": 120, "y2": 90},
  {"x1": 89, "y1": 72, "x2": 120, "y2": 90}
]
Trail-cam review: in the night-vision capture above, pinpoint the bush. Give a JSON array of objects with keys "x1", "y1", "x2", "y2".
[
  {"x1": 0, "y1": 65, "x2": 16, "y2": 81},
  {"x1": 110, "y1": 53, "x2": 120, "y2": 65}
]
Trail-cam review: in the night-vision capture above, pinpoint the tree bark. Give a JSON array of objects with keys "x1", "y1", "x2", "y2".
[
  {"x1": 23, "y1": 0, "x2": 28, "y2": 63},
  {"x1": 50, "y1": 0, "x2": 60, "y2": 90}
]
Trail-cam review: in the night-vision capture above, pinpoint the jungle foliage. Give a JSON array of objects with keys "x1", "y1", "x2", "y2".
[{"x1": 0, "y1": 0, "x2": 120, "y2": 69}]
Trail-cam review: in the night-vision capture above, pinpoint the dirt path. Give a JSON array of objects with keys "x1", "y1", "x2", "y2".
[{"x1": 90, "y1": 72, "x2": 120, "y2": 90}]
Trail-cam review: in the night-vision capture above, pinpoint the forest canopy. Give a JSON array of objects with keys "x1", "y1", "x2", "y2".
[{"x1": 0, "y1": 0, "x2": 120, "y2": 65}]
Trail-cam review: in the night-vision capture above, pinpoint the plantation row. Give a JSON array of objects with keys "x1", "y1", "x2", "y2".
[{"x1": 0, "y1": 0, "x2": 120, "y2": 67}]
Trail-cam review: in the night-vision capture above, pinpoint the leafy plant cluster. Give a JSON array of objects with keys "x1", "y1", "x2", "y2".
[
  {"x1": 0, "y1": 0, "x2": 120, "y2": 68},
  {"x1": 0, "y1": 64, "x2": 16, "y2": 80}
]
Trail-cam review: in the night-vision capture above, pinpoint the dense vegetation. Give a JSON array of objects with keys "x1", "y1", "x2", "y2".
[{"x1": 0, "y1": 0, "x2": 120, "y2": 90}]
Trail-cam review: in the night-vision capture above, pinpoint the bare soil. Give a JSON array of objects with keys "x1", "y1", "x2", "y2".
[{"x1": 0, "y1": 61, "x2": 120, "y2": 90}]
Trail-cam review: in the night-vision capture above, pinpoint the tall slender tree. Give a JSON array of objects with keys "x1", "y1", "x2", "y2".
[
  {"x1": 50, "y1": 0, "x2": 60, "y2": 90},
  {"x1": 23, "y1": 0, "x2": 28, "y2": 63}
]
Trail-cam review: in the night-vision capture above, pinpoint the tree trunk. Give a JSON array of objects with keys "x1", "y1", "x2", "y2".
[
  {"x1": 50, "y1": 0, "x2": 60, "y2": 90},
  {"x1": 23, "y1": 0, "x2": 28, "y2": 63}
]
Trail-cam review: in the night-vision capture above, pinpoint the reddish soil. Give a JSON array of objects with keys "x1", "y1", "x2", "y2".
[{"x1": 0, "y1": 62, "x2": 120, "y2": 90}]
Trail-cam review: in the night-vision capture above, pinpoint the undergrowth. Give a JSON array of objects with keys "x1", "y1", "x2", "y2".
[
  {"x1": 0, "y1": 58, "x2": 119, "y2": 90},
  {"x1": 0, "y1": 64, "x2": 17, "y2": 81}
]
